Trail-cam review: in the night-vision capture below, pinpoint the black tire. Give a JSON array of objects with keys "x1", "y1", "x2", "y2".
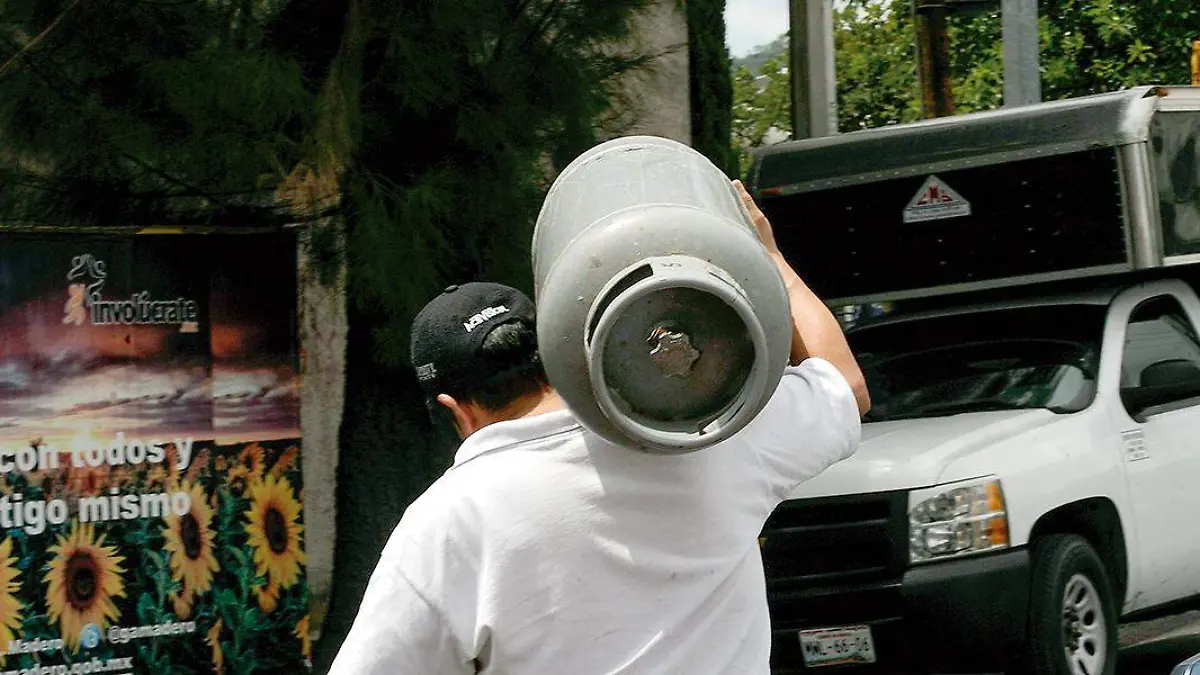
[{"x1": 1025, "y1": 534, "x2": 1118, "y2": 675}]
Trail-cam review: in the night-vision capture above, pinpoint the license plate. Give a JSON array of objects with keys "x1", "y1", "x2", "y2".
[{"x1": 798, "y1": 626, "x2": 877, "y2": 667}]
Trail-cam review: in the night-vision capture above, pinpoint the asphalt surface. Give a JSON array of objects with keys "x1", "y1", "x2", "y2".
[
  {"x1": 934, "y1": 610, "x2": 1200, "y2": 674},
  {"x1": 1118, "y1": 610, "x2": 1200, "y2": 674}
]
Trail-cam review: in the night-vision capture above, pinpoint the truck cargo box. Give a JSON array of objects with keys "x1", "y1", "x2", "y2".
[{"x1": 746, "y1": 85, "x2": 1200, "y2": 306}]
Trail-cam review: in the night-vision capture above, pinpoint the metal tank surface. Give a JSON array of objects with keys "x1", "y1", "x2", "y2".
[{"x1": 531, "y1": 135, "x2": 793, "y2": 454}]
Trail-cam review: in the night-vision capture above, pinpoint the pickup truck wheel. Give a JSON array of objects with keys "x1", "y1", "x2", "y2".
[{"x1": 1026, "y1": 535, "x2": 1118, "y2": 675}]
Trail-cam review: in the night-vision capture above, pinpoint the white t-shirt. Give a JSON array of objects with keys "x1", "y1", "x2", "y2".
[{"x1": 328, "y1": 357, "x2": 861, "y2": 675}]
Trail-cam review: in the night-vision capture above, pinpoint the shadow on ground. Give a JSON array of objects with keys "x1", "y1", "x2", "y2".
[{"x1": 1119, "y1": 634, "x2": 1200, "y2": 674}]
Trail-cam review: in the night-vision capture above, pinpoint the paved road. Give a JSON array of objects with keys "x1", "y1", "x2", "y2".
[
  {"x1": 948, "y1": 611, "x2": 1200, "y2": 674},
  {"x1": 1119, "y1": 610, "x2": 1200, "y2": 674}
]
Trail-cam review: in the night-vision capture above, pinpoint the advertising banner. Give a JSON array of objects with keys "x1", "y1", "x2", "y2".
[{"x1": 0, "y1": 233, "x2": 307, "y2": 675}]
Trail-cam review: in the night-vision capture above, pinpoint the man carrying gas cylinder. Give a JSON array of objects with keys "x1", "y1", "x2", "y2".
[{"x1": 328, "y1": 179, "x2": 870, "y2": 674}]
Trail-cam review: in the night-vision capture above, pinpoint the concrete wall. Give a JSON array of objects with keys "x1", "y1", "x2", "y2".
[{"x1": 600, "y1": 0, "x2": 692, "y2": 145}]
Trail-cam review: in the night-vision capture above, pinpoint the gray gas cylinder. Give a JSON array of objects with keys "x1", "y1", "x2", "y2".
[{"x1": 532, "y1": 135, "x2": 792, "y2": 454}]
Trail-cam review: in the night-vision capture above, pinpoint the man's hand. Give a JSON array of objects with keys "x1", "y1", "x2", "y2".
[
  {"x1": 730, "y1": 179, "x2": 871, "y2": 416},
  {"x1": 733, "y1": 179, "x2": 780, "y2": 256}
]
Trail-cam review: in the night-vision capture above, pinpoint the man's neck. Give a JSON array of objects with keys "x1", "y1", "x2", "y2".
[
  {"x1": 468, "y1": 388, "x2": 565, "y2": 431},
  {"x1": 499, "y1": 387, "x2": 566, "y2": 422}
]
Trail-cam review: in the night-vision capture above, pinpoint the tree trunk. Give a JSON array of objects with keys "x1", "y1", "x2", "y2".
[
  {"x1": 297, "y1": 222, "x2": 347, "y2": 645},
  {"x1": 273, "y1": 0, "x2": 365, "y2": 661}
]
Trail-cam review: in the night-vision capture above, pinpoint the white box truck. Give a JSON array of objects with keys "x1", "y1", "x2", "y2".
[{"x1": 747, "y1": 85, "x2": 1200, "y2": 675}]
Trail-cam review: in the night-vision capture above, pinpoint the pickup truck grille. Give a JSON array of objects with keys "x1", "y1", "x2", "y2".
[
  {"x1": 760, "y1": 491, "x2": 908, "y2": 598},
  {"x1": 761, "y1": 492, "x2": 911, "y2": 672}
]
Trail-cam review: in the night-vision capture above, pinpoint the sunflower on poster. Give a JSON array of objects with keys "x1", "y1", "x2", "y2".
[
  {"x1": 162, "y1": 480, "x2": 220, "y2": 619},
  {"x1": 44, "y1": 522, "x2": 126, "y2": 650},
  {"x1": 0, "y1": 537, "x2": 23, "y2": 665},
  {"x1": 161, "y1": 443, "x2": 184, "y2": 490},
  {"x1": 243, "y1": 444, "x2": 267, "y2": 477},
  {"x1": 170, "y1": 577, "x2": 194, "y2": 620},
  {"x1": 185, "y1": 448, "x2": 211, "y2": 483},
  {"x1": 146, "y1": 464, "x2": 169, "y2": 489},
  {"x1": 255, "y1": 577, "x2": 281, "y2": 613},
  {"x1": 227, "y1": 444, "x2": 266, "y2": 495},
  {"x1": 207, "y1": 618, "x2": 224, "y2": 675},
  {"x1": 244, "y1": 472, "x2": 305, "y2": 610},
  {"x1": 15, "y1": 441, "x2": 53, "y2": 489},
  {"x1": 109, "y1": 465, "x2": 134, "y2": 488},
  {"x1": 269, "y1": 446, "x2": 299, "y2": 478},
  {"x1": 295, "y1": 615, "x2": 311, "y2": 661},
  {"x1": 62, "y1": 461, "x2": 110, "y2": 497}
]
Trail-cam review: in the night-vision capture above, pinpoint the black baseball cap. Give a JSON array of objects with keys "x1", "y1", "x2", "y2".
[{"x1": 410, "y1": 282, "x2": 537, "y2": 396}]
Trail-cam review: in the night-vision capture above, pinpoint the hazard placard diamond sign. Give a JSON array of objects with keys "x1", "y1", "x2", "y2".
[{"x1": 903, "y1": 175, "x2": 972, "y2": 223}]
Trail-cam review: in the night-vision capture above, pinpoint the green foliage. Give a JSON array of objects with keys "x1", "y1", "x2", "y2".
[
  {"x1": 323, "y1": 0, "x2": 657, "y2": 367},
  {"x1": 732, "y1": 0, "x2": 1200, "y2": 162},
  {"x1": 687, "y1": 0, "x2": 737, "y2": 176},
  {"x1": 836, "y1": 0, "x2": 922, "y2": 130},
  {"x1": 944, "y1": 7, "x2": 1004, "y2": 113},
  {"x1": 952, "y1": 0, "x2": 1200, "y2": 107},
  {"x1": 731, "y1": 0, "x2": 923, "y2": 173},
  {"x1": 731, "y1": 56, "x2": 791, "y2": 176},
  {"x1": 0, "y1": 0, "x2": 311, "y2": 227},
  {"x1": 0, "y1": 0, "x2": 657, "y2": 368}
]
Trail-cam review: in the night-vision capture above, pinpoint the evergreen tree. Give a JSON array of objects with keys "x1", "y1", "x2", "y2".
[
  {"x1": 0, "y1": 0, "x2": 311, "y2": 228},
  {"x1": 272, "y1": 2, "x2": 659, "y2": 667},
  {"x1": 2, "y1": 1, "x2": 659, "y2": 668},
  {"x1": 687, "y1": 0, "x2": 737, "y2": 176}
]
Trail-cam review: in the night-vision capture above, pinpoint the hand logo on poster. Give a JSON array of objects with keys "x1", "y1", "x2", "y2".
[
  {"x1": 63, "y1": 284, "x2": 86, "y2": 326},
  {"x1": 66, "y1": 253, "x2": 107, "y2": 296},
  {"x1": 63, "y1": 254, "x2": 107, "y2": 326},
  {"x1": 61, "y1": 252, "x2": 198, "y2": 330}
]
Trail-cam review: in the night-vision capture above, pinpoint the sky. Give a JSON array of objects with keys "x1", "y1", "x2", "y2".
[{"x1": 724, "y1": 0, "x2": 791, "y2": 58}]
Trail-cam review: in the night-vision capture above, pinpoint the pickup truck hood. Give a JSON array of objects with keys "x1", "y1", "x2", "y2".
[{"x1": 786, "y1": 409, "x2": 1061, "y2": 499}]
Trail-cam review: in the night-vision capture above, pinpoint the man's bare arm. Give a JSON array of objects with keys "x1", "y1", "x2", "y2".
[{"x1": 733, "y1": 180, "x2": 871, "y2": 416}]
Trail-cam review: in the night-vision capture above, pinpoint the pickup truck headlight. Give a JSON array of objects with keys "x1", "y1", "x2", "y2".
[{"x1": 908, "y1": 476, "x2": 1010, "y2": 564}]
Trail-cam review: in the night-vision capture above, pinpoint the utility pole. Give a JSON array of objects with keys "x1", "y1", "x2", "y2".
[
  {"x1": 1002, "y1": 0, "x2": 1041, "y2": 106},
  {"x1": 789, "y1": 0, "x2": 837, "y2": 139},
  {"x1": 1192, "y1": 38, "x2": 1200, "y2": 85},
  {"x1": 914, "y1": 0, "x2": 954, "y2": 118}
]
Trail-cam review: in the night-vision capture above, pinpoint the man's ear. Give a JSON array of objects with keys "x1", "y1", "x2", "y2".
[{"x1": 437, "y1": 393, "x2": 482, "y2": 439}]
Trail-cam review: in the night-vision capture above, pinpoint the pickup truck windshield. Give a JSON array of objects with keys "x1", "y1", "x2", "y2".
[{"x1": 848, "y1": 304, "x2": 1107, "y2": 422}]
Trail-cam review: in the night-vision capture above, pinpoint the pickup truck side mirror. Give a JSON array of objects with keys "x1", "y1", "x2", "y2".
[{"x1": 1120, "y1": 359, "x2": 1200, "y2": 421}]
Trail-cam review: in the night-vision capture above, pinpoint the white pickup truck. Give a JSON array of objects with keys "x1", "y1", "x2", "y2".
[{"x1": 749, "y1": 86, "x2": 1200, "y2": 675}]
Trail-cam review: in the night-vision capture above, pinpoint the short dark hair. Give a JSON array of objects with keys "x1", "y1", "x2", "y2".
[{"x1": 441, "y1": 318, "x2": 548, "y2": 411}]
